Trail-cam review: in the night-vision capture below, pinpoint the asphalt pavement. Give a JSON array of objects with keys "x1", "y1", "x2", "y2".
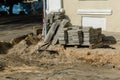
[{"x1": 0, "y1": 15, "x2": 42, "y2": 41}]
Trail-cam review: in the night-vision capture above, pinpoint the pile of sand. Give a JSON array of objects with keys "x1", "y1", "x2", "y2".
[
  {"x1": 48, "y1": 43, "x2": 120, "y2": 69},
  {"x1": 0, "y1": 34, "x2": 42, "y2": 67},
  {"x1": 1, "y1": 34, "x2": 120, "y2": 70},
  {"x1": 0, "y1": 42, "x2": 12, "y2": 54},
  {"x1": 1, "y1": 39, "x2": 62, "y2": 67}
]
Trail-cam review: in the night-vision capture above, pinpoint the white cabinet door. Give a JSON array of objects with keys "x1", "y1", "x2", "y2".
[
  {"x1": 46, "y1": 0, "x2": 62, "y2": 14},
  {"x1": 82, "y1": 17, "x2": 106, "y2": 30}
]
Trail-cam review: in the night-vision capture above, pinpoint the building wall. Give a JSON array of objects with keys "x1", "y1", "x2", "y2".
[{"x1": 63, "y1": 0, "x2": 120, "y2": 32}]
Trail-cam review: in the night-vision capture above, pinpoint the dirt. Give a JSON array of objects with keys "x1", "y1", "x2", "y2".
[
  {"x1": 0, "y1": 36, "x2": 120, "y2": 80},
  {"x1": 1, "y1": 15, "x2": 120, "y2": 80}
]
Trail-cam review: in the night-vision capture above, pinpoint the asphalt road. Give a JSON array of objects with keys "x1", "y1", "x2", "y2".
[{"x1": 0, "y1": 15, "x2": 42, "y2": 41}]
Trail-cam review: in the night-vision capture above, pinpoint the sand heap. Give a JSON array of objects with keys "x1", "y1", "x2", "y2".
[{"x1": 1, "y1": 34, "x2": 120, "y2": 70}]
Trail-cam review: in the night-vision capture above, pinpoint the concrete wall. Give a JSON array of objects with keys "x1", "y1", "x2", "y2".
[{"x1": 63, "y1": 0, "x2": 120, "y2": 32}]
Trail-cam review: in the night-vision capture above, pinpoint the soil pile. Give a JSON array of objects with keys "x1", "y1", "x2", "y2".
[
  {"x1": 0, "y1": 42, "x2": 12, "y2": 54},
  {"x1": 1, "y1": 38, "x2": 62, "y2": 68},
  {"x1": 48, "y1": 43, "x2": 120, "y2": 69},
  {"x1": 1, "y1": 34, "x2": 120, "y2": 70},
  {"x1": 0, "y1": 61, "x2": 5, "y2": 71},
  {"x1": 1, "y1": 41, "x2": 120, "y2": 69}
]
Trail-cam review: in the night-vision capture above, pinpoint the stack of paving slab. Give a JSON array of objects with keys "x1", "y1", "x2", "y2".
[
  {"x1": 58, "y1": 26, "x2": 102, "y2": 46},
  {"x1": 45, "y1": 12, "x2": 103, "y2": 47},
  {"x1": 82, "y1": 27, "x2": 102, "y2": 45},
  {"x1": 67, "y1": 30, "x2": 83, "y2": 45},
  {"x1": 70, "y1": 25, "x2": 82, "y2": 30},
  {"x1": 58, "y1": 28, "x2": 68, "y2": 45}
]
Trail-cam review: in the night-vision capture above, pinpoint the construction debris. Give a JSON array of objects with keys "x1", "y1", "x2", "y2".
[
  {"x1": 44, "y1": 20, "x2": 61, "y2": 44},
  {"x1": 46, "y1": 12, "x2": 65, "y2": 34},
  {"x1": 52, "y1": 19, "x2": 70, "y2": 45},
  {"x1": 39, "y1": 12, "x2": 104, "y2": 49}
]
